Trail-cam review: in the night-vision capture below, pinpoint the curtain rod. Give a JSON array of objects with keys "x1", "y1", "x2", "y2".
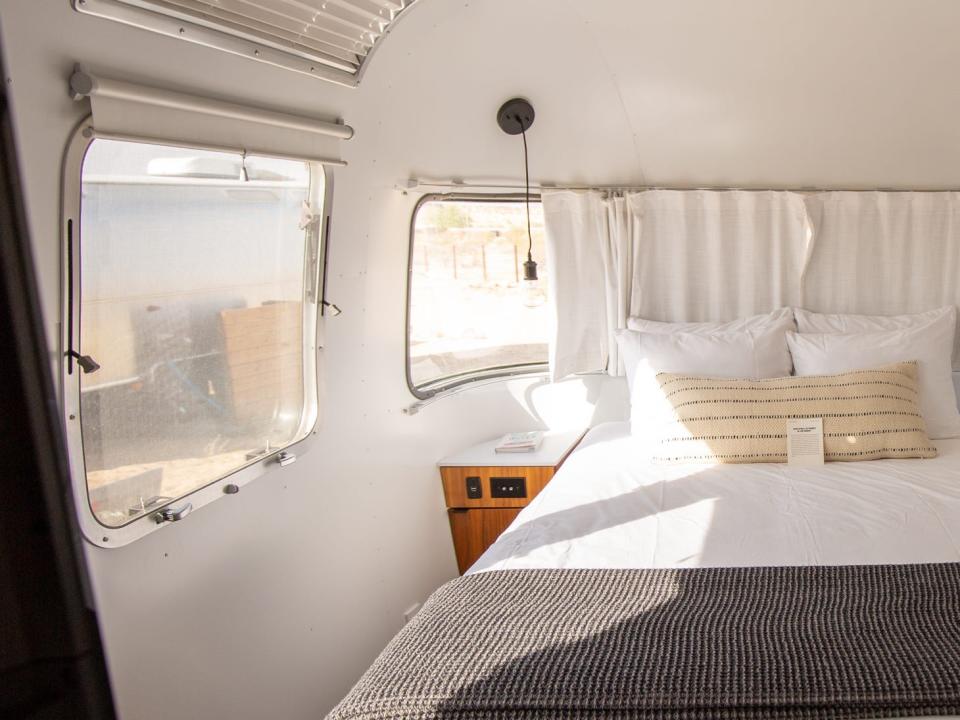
[{"x1": 402, "y1": 179, "x2": 960, "y2": 194}]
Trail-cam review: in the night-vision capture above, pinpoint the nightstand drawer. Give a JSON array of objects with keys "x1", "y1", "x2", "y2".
[
  {"x1": 440, "y1": 466, "x2": 554, "y2": 509},
  {"x1": 448, "y1": 508, "x2": 521, "y2": 573}
]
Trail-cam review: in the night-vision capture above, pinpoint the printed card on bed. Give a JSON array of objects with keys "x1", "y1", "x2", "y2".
[{"x1": 787, "y1": 418, "x2": 824, "y2": 466}]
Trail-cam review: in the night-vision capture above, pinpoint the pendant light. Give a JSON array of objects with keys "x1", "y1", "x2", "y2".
[{"x1": 497, "y1": 97, "x2": 543, "y2": 308}]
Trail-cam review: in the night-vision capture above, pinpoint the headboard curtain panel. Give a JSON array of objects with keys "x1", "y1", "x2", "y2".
[
  {"x1": 543, "y1": 189, "x2": 809, "y2": 379},
  {"x1": 804, "y1": 193, "x2": 960, "y2": 363},
  {"x1": 543, "y1": 189, "x2": 960, "y2": 381}
]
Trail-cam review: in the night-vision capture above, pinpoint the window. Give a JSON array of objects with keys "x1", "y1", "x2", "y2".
[
  {"x1": 65, "y1": 137, "x2": 325, "y2": 543},
  {"x1": 407, "y1": 196, "x2": 549, "y2": 397}
]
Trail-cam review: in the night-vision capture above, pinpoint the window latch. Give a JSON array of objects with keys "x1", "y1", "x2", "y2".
[
  {"x1": 299, "y1": 201, "x2": 320, "y2": 230},
  {"x1": 65, "y1": 350, "x2": 100, "y2": 374},
  {"x1": 321, "y1": 300, "x2": 342, "y2": 316},
  {"x1": 154, "y1": 502, "x2": 192, "y2": 524}
]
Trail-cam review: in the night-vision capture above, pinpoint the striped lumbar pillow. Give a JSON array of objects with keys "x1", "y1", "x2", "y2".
[{"x1": 652, "y1": 361, "x2": 937, "y2": 464}]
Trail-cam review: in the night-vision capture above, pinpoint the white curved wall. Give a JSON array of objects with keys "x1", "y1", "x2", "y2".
[{"x1": 3, "y1": 1, "x2": 960, "y2": 718}]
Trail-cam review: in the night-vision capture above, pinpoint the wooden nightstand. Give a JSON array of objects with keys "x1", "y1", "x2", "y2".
[{"x1": 438, "y1": 429, "x2": 586, "y2": 574}]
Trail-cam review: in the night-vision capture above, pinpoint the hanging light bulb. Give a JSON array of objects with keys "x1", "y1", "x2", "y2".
[
  {"x1": 519, "y1": 129, "x2": 544, "y2": 308},
  {"x1": 522, "y1": 254, "x2": 543, "y2": 308},
  {"x1": 497, "y1": 97, "x2": 545, "y2": 309}
]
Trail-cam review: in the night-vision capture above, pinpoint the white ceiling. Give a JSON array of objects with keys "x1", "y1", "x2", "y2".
[{"x1": 355, "y1": 0, "x2": 960, "y2": 189}]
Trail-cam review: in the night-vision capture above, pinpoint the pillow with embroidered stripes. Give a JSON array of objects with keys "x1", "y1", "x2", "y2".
[{"x1": 652, "y1": 361, "x2": 936, "y2": 464}]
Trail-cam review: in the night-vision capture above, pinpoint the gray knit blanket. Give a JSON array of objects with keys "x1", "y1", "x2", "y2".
[{"x1": 328, "y1": 565, "x2": 960, "y2": 720}]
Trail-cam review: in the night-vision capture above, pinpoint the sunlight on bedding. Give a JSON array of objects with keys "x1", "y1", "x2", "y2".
[{"x1": 471, "y1": 422, "x2": 960, "y2": 574}]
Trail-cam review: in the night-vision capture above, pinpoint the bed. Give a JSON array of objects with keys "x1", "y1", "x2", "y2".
[
  {"x1": 329, "y1": 423, "x2": 960, "y2": 720},
  {"x1": 472, "y1": 422, "x2": 960, "y2": 574}
]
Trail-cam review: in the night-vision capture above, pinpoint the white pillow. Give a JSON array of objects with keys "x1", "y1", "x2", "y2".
[
  {"x1": 787, "y1": 312, "x2": 960, "y2": 439},
  {"x1": 617, "y1": 326, "x2": 794, "y2": 440},
  {"x1": 794, "y1": 305, "x2": 954, "y2": 334},
  {"x1": 625, "y1": 307, "x2": 795, "y2": 375}
]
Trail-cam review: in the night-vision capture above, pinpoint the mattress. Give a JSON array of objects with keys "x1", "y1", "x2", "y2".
[{"x1": 471, "y1": 421, "x2": 960, "y2": 574}]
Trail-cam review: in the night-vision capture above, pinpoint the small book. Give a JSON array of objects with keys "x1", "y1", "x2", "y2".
[{"x1": 495, "y1": 431, "x2": 543, "y2": 454}]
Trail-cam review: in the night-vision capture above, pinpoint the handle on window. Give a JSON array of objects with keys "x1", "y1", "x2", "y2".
[
  {"x1": 65, "y1": 349, "x2": 100, "y2": 374},
  {"x1": 154, "y1": 503, "x2": 192, "y2": 524}
]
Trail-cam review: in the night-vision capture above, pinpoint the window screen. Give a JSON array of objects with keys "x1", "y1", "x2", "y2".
[
  {"x1": 407, "y1": 197, "x2": 549, "y2": 396},
  {"x1": 76, "y1": 138, "x2": 321, "y2": 528}
]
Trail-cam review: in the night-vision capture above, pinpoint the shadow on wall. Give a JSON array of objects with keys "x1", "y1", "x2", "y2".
[{"x1": 512, "y1": 374, "x2": 629, "y2": 431}]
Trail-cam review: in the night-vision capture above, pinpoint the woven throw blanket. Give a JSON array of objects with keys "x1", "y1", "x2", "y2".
[{"x1": 328, "y1": 565, "x2": 960, "y2": 720}]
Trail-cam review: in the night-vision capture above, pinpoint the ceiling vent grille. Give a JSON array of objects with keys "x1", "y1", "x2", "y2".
[{"x1": 73, "y1": 0, "x2": 418, "y2": 85}]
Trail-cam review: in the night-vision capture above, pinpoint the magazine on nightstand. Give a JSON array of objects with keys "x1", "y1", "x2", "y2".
[{"x1": 494, "y1": 431, "x2": 544, "y2": 453}]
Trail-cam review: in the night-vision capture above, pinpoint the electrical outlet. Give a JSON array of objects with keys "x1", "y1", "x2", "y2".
[{"x1": 490, "y1": 476, "x2": 526, "y2": 498}]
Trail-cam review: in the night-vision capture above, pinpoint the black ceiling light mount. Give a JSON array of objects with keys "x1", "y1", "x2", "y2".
[
  {"x1": 497, "y1": 97, "x2": 540, "y2": 290},
  {"x1": 496, "y1": 97, "x2": 535, "y2": 136}
]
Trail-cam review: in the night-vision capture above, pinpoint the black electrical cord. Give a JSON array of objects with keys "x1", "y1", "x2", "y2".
[
  {"x1": 520, "y1": 121, "x2": 533, "y2": 263},
  {"x1": 518, "y1": 119, "x2": 537, "y2": 281}
]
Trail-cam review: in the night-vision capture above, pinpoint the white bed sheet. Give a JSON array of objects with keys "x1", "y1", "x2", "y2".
[
  {"x1": 470, "y1": 422, "x2": 960, "y2": 719},
  {"x1": 472, "y1": 422, "x2": 960, "y2": 573}
]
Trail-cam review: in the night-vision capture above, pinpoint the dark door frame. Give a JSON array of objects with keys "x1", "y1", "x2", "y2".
[{"x1": 0, "y1": 40, "x2": 117, "y2": 719}]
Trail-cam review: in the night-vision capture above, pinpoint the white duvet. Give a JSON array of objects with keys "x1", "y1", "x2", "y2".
[
  {"x1": 473, "y1": 422, "x2": 960, "y2": 573},
  {"x1": 471, "y1": 422, "x2": 960, "y2": 719}
]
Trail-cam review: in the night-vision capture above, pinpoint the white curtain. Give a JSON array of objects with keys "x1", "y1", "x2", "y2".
[
  {"x1": 627, "y1": 190, "x2": 809, "y2": 323},
  {"x1": 544, "y1": 189, "x2": 809, "y2": 380},
  {"x1": 601, "y1": 195, "x2": 641, "y2": 376},
  {"x1": 543, "y1": 190, "x2": 610, "y2": 380},
  {"x1": 802, "y1": 191, "x2": 960, "y2": 366}
]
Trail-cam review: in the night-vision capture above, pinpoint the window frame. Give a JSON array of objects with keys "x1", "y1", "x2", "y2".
[
  {"x1": 60, "y1": 119, "x2": 333, "y2": 548},
  {"x1": 405, "y1": 193, "x2": 549, "y2": 400}
]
